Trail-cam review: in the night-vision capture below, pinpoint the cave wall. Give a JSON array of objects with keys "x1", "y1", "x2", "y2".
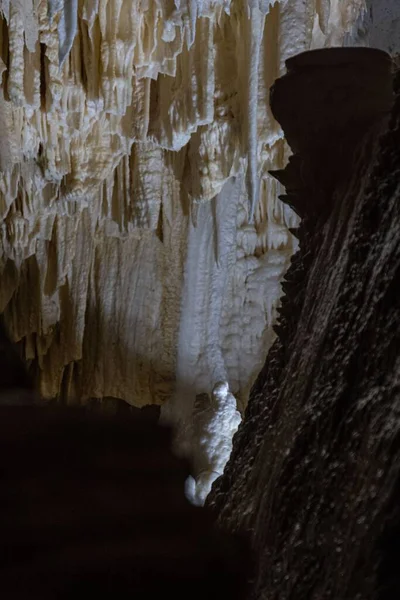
[
  {"x1": 208, "y1": 49, "x2": 400, "y2": 599},
  {"x1": 367, "y1": 0, "x2": 400, "y2": 55}
]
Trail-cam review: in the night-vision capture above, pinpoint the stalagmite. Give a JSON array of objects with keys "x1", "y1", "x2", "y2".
[{"x1": 185, "y1": 381, "x2": 242, "y2": 506}]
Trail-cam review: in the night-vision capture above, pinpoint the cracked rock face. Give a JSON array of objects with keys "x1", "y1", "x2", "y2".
[
  {"x1": 0, "y1": 1, "x2": 367, "y2": 416},
  {"x1": 208, "y1": 48, "x2": 400, "y2": 600}
]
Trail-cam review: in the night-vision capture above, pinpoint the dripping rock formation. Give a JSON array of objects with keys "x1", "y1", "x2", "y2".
[
  {"x1": 208, "y1": 47, "x2": 400, "y2": 600},
  {"x1": 0, "y1": 0, "x2": 369, "y2": 416}
]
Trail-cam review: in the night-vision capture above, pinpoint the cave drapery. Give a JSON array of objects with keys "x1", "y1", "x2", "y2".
[{"x1": 0, "y1": 0, "x2": 367, "y2": 406}]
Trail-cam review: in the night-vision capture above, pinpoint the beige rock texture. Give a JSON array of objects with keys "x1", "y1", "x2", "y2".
[{"x1": 0, "y1": 1, "x2": 366, "y2": 424}]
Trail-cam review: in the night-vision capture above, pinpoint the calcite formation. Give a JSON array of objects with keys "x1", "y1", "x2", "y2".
[
  {"x1": 185, "y1": 381, "x2": 242, "y2": 506},
  {"x1": 209, "y1": 48, "x2": 400, "y2": 600},
  {"x1": 0, "y1": 1, "x2": 367, "y2": 414}
]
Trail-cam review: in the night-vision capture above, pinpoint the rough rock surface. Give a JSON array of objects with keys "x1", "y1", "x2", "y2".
[{"x1": 208, "y1": 48, "x2": 400, "y2": 600}]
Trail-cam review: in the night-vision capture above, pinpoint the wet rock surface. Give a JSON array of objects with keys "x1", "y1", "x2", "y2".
[{"x1": 208, "y1": 49, "x2": 400, "y2": 600}]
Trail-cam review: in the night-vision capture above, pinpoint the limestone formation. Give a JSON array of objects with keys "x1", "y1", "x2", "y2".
[
  {"x1": 185, "y1": 381, "x2": 242, "y2": 506},
  {"x1": 0, "y1": 1, "x2": 366, "y2": 415}
]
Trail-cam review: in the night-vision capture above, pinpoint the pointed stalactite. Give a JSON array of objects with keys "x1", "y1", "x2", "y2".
[{"x1": 246, "y1": 5, "x2": 265, "y2": 223}]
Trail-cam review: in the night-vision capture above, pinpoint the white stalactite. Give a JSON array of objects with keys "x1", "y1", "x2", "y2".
[{"x1": 246, "y1": 5, "x2": 265, "y2": 223}]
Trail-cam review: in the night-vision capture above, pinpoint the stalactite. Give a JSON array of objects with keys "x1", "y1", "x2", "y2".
[
  {"x1": 0, "y1": 1, "x2": 371, "y2": 480},
  {"x1": 246, "y1": 4, "x2": 265, "y2": 222}
]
